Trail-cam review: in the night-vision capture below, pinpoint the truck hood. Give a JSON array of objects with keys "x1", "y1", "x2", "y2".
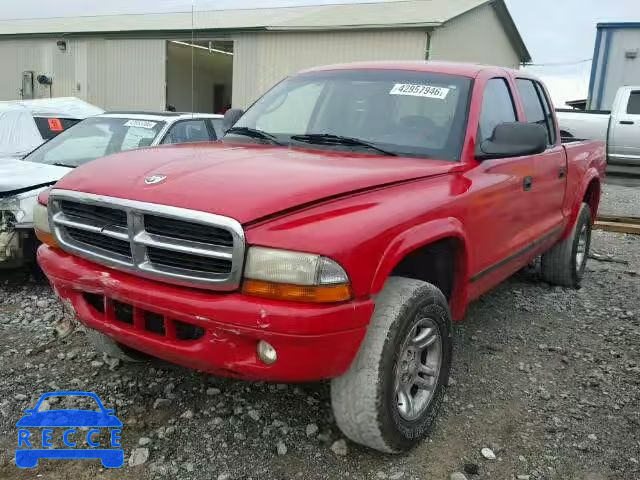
[
  {"x1": 55, "y1": 143, "x2": 457, "y2": 224},
  {"x1": 0, "y1": 158, "x2": 71, "y2": 195}
]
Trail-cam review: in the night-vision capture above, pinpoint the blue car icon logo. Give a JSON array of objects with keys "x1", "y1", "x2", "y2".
[{"x1": 15, "y1": 391, "x2": 123, "y2": 468}]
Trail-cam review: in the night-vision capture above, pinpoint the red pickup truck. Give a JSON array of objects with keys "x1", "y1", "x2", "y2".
[{"x1": 35, "y1": 62, "x2": 605, "y2": 453}]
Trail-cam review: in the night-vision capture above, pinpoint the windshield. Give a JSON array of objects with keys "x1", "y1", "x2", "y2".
[
  {"x1": 228, "y1": 69, "x2": 472, "y2": 161},
  {"x1": 25, "y1": 117, "x2": 166, "y2": 167}
]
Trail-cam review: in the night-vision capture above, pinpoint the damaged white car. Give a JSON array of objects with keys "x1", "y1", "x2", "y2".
[
  {"x1": 0, "y1": 97, "x2": 103, "y2": 162},
  {"x1": 0, "y1": 111, "x2": 223, "y2": 271}
]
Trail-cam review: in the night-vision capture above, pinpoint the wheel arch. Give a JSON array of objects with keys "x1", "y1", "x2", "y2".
[
  {"x1": 582, "y1": 177, "x2": 601, "y2": 222},
  {"x1": 563, "y1": 171, "x2": 601, "y2": 239},
  {"x1": 370, "y1": 217, "x2": 470, "y2": 321}
]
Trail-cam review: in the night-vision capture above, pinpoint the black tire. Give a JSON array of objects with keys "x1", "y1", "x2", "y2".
[
  {"x1": 330, "y1": 277, "x2": 453, "y2": 453},
  {"x1": 541, "y1": 202, "x2": 592, "y2": 288}
]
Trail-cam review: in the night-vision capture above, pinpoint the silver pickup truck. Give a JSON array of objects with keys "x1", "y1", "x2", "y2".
[{"x1": 557, "y1": 86, "x2": 640, "y2": 166}]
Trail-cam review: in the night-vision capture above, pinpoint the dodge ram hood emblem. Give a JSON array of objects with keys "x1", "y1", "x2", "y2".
[{"x1": 144, "y1": 174, "x2": 167, "y2": 185}]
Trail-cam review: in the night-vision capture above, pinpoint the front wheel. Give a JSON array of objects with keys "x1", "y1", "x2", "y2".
[
  {"x1": 541, "y1": 202, "x2": 592, "y2": 288},
  {"x1": 330, "y1": 277, "x2": 452, "y2": 453}
]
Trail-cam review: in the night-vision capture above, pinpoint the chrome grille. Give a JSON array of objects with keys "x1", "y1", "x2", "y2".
[{"x1": 49, "y1": 190, "x2": 245, "y2": 291}]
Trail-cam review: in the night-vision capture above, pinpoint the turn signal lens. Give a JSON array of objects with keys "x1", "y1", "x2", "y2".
[
  {"x1": 33, "y1": 202, "x2": 59, "y2": 248},
  {"x1": 242, "y1": 279, "x2": 352, "y2": 303},
  {"x1": 35, "y1": 228, "x2": 59, "y2": 249}
]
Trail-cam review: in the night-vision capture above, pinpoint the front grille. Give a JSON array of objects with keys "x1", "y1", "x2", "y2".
[
  {"x1": 60, "y1": 201, "x2": 127, "y2": 227},
  {"x1": 50, "y1": 190, "x2": 244, "y2": 290},
  {"x1": 82, "y1": 293, "x2": 205, "y2": 341},
  {"x1": 147, "y1": 247, "x2": 232, "y2": 274},
  {"x1": 145, "y1": 215, "x2": 234, "y2": 247},
  {"x1": 67, "y1": 227, "x2": 132, "y2": 259}
]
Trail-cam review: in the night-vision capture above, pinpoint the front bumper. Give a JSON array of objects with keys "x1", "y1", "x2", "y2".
[{"x1": 38, "y1": 246, "x2": 373, "y2": 382}]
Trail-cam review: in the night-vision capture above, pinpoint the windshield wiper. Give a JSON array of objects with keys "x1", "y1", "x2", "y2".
[
  {"x1": 52, "y1": 162, "x2": 76, "y2": 168},
  {"x1": 226, "y1": 127, "x2": 283, "y2": 145},
  {"x1": 290, "y1": 133, "x2": 398, "y2": 156}
]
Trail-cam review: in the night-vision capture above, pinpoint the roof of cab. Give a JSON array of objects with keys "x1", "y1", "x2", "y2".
[
  {"x1": 299, "y1": 61, "x2": 523, "y2": 79},
  {"x1": 98, "y1": 112, "x2": 223, "y2": 122}
]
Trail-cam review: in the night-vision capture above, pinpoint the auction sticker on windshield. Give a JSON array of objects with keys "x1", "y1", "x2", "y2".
[
  {"x1": 123, "y1": 120, "x2": 157, "y2": 129},
  {"x1": 389, "y1": 84, "x2": 450, "y2": 99}
]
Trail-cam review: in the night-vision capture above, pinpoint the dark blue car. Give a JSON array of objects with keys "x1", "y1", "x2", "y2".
[{"x1": 15, "y1": 391, "x2": 123, "y2": 468}]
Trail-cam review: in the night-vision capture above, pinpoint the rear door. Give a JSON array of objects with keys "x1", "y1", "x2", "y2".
[
  {"x1": 609, "y1": 89, "x2": 640, "y2": 165},
  {"x1": 515, "y1": 78, "x2": 567, "y2": 234}
]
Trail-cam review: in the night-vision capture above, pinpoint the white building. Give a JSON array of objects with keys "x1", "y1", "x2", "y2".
[
  {"x1": 0, "y1": 0, "x2": 530, "y2": 112},
  {"x1": 588, "y1": 22, "x2": 640, "y2": 110}
]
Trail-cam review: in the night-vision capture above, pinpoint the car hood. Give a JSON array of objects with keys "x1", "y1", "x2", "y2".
[
  {"x1": 55, "y1": 143, "x2": 457, "y2": 224},
  {"x1": 16, "y1": 410, "x2": 122, "y2": 428},
  {"x1": 0, "y1": 158, "x2": 71, "y2": 195}
]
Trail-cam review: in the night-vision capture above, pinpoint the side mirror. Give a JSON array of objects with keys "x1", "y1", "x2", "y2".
[
  {"x1": 24, "y1": 409, "x2": 35, "y2": 415},
  {"x1": 105, "y1": 409, "x2": 115, "y2": 414},
  {"x1": 477, "y1": 122, "x2": 547, "y2": 161},
  {"x1": 222, "y1": 108, "x2": 244, "y2": 134}
]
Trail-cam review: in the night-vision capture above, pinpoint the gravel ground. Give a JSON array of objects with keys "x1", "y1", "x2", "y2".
[
  {"x1": 600, "y1": 182, "x2": 640, "y2": 217},
  {"x1": 1, "y1": 206, "x2": 639, "y2": 479}
]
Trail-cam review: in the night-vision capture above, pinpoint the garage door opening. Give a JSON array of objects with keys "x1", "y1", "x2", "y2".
[{"x1": 166, "y1": 40, "x2": 233, "y2": 114}]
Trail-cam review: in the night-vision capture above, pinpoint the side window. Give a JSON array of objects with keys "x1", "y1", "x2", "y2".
[
  {"x1": 209, "y1": 119, "x2": 224, "y2": 140},
  {"x1": 627, "y1": 91, "x2": 640, "y2": 115},
  {"x1": 516, "y1": 79, "x2": 555, "y2": 145},
  {"x1": 478, "y1": 78, "x2": 517, "y2": 142},
  {"x1": 33, "y1": 117, "x2": 81, "y2": 140},
  {"x1": 534, "y1": 82, "x2": 557, "y2": 145},
  {"x1": 162, "y1": 120, "x2": 210, "y2": 145}
]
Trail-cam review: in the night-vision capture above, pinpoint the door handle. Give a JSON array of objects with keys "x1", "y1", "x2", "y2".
[
  {"x1": 620, "y1": 120, "x2": 635, "y2": 125},
  {"x1": 558, "y1": 167, "x2": 566, "y2": 179},
  {"x1": 523, "y1": 176, "x2": 533, "y2": 191}
]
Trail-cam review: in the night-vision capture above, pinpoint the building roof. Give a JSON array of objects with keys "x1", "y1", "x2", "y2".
[
  {"x1": 0, "y1": 0, "x2": 530, "y2": 62},
  {"x1": 597, "y1": 22, "x2": 640, "y2": 30}
]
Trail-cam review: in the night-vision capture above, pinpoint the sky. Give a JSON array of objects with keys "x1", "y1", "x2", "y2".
[{"x1": 1, "y1": 0, "x2": 639, "y2": 107}]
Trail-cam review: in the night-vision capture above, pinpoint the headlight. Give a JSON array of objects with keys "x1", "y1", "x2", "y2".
[
  {"x1": 33, "y1": 203, "x2": 51, "y2": 233},
  {"x1": 33, "y1": 202, "x2": 58, "y2": 248},
  {"x1": 242, "y1": 247, "x2": 351, "y2": 303}
]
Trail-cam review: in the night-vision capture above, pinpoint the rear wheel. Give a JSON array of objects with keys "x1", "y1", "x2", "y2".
[
  {"x1": 541, "y1": 202, "x2": 592, "y2": 288},
  {"x1": 331, "y1": 277, "x2": 452, "y2": 453}
]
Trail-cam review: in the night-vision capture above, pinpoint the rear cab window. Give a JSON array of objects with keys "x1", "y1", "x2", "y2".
[{"x1": 33, "y1": 117, "x2": 82, "y2": 140}]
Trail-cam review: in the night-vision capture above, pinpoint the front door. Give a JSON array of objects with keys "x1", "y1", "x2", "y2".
[
  {"x1": 464, "y1": 77, "x2": 538, "y2": 286},
  {"x1": 610, "y1": 89, "x2": 640, "y2": 165}
]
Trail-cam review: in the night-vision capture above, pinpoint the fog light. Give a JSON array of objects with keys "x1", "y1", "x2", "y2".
[{"x1": 257, "y1": 340, "x2": 277, "y2": 365}]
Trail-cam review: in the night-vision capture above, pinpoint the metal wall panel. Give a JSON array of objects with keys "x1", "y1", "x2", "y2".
[
  {"x1": 0, "y1": 38, "x2": 165, "y2": 110},
  {"x1": 99, "y1": 39, "x2": 166, "y2": 111},
  {"x1": 0, "y1": 39, "x2": 61, "y2": 100},
  {"x1": 429, "y1": 4, "x2": 521, "y2": 69},
  {"x1": 232, "y1": 30, "x2": 428, "y2": 107},
  {"x1": 599, "y1": 29, "x2": 640, "y2": 110}
]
